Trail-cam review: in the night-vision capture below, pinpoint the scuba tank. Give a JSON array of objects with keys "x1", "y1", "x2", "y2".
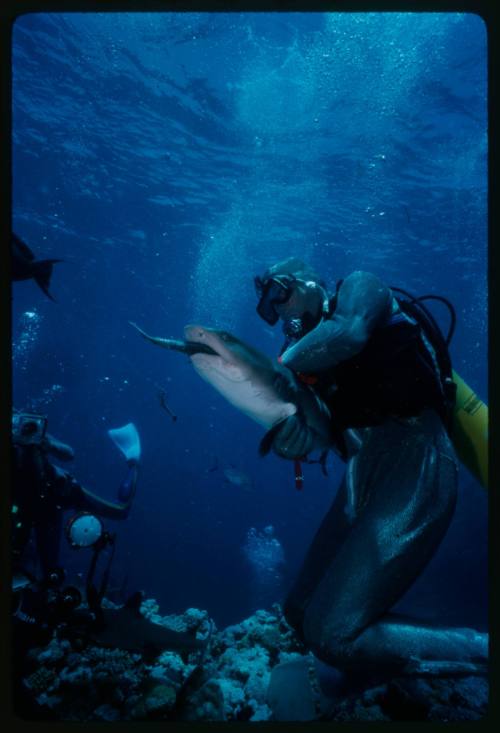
[
  {"x1": 450, "y1": 370, "x2": 488, "y2": 489},
  {"x1": 391, "y1": 287, "x2": 488, "y2": 490}
]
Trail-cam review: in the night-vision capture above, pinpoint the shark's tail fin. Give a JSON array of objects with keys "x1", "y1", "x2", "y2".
[{"x1": 33, "y1": 258, "x2": 62, "y2": 301}]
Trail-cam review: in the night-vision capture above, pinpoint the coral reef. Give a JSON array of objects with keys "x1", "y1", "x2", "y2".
[
  {"x1": 14, "y1": 598, "x2": 488, "y2": 722},
  {"x1": 321, "y1": 674, "x2": 488, "y2": 722}
]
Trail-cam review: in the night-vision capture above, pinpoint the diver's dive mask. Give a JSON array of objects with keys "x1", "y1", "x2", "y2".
[
  {"x1": 254, "y1": 274, "x2": 296, "y2": 325},
  {"x1": 12, "y1": 412, "x2": 48, "y2": 446}
]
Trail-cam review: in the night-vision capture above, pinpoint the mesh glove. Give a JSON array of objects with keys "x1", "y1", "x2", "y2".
[{"x1": 268, "y1": 413, "x2": 317, "y2": 459}]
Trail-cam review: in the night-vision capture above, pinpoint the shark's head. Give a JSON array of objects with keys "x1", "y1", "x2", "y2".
[
  {"x1": 184, "y1": 324, "x2": 296, "y2": 428},
  {"x1": 184, "y1": 325, "x2": 252, "y2": 384}
]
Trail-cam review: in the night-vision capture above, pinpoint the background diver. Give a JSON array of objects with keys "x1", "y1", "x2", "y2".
[
  {"x1": 11, "y1": 413, "x2": 141, "y2": 590},
  {"x1": 11, "y1": 414, "x2": 141, "y2": 714},
  {"x1": 254, "y1": 257, "x2": 488, "y2": 678},
  {"x1": 10, "y1": 414, "x2": 213, "y2": 717}
]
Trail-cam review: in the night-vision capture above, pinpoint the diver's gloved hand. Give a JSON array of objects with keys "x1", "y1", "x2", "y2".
[{"x1": 269, "y1": 413, "x2": 317, "y2": 460}]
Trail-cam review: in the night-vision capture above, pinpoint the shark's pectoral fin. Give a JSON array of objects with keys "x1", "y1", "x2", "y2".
[{"x1": 259, "y1": 418, "x2": 290, "y2": 457}]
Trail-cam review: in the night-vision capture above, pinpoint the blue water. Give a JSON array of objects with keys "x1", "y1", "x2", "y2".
[{"x1": 12, "y1": 12, "x2": 487, "y2": 630}]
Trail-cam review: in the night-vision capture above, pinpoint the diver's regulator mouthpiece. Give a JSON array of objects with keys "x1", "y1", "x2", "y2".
[{"x1": 282, "y1": 293, "x2": 329, "y2": 342}]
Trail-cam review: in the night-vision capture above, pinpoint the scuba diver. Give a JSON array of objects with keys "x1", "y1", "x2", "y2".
[
  {"x1": 11, "y1": 414, "x2": 212, "y2": 719},
  {"x1": 11, "y1": 413, "x2": 142, "y2": 716},
  {"x1": 254, "y1": 257, "x2": 488, "y2": 677},
  {"x1": 12, "y1": 412, "x2": 141, "y2": 584},
  {"x1": 11, "y1": 413, "x2": 141, "y2": 637}
]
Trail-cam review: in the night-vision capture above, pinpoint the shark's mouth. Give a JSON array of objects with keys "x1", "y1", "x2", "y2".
[
  {"x1": 184, "y1": 325, "x2": 232, "y2": 363},
  {"x1": 184, "y1": 324, "x2": 298, "y2": 423},
  {"x1": 184, "y1": 325, "x2": 247, "y2": 384},
  {"x1": 184, "y1": 340, "x2": 219, "y2": 357}
]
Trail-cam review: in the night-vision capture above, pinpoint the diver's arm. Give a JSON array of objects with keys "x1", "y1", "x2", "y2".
[
  {"x1": 280, "y1": 271, "x2": 392, "y2": 373},
  {"x1": 56, "y1": 462, "x2": 139, "y2": 520},
  {"x1": 42, "y1": 434, "x2": 75, "y2": 462},
  {"x1": 74, "y1": 487, "x2": 131, "y2": 519}
]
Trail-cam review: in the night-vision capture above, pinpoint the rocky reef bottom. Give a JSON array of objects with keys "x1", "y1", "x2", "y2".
[{"x1": 14, "y1": 597, "x2": 488, "y2": 722}]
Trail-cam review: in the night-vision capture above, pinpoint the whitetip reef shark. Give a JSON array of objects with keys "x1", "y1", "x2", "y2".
[{"x1": 129, "y1": 321, "x2": 333, "y2": 457}]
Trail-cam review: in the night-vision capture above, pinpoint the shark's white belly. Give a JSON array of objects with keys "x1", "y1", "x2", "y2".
[
  {"x1": 191, "y1": 355, "x2": 296, "y2": 428},
  {"x1": 231, "y1": 384, "x2": 297, "y2": 428}
]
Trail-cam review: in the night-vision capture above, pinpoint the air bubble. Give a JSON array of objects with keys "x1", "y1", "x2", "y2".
[
  {"x1": 242, "y1": 525, "x2": 285, "y2": 609},
  {"x1": 27, "y1": 384, "x2": 65, "y2": 411},
  {"x1": 13, "y1": 309, "x2": 42, "y2": 372}
]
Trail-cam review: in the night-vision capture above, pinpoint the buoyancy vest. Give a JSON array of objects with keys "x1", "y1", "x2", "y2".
[{"x1": 296, "y1": 282, "x2": 455, "y2": 434}]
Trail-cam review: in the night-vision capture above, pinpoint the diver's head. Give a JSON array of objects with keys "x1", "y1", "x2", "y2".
[
  {"x1": 255, "y1": 258, "x2": 329, "y2": 337},
  {"x1": 12, "y1": 411, "x2": 48, "y2": 446}
]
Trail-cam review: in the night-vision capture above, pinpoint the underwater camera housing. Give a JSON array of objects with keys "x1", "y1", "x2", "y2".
[{"x1": 12, "y1": 412, "x2": 48, "y2": 446}]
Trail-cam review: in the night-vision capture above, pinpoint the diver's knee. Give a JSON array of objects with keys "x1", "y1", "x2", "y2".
[
  {"x1": 284, "y1": 603, "x2": 355, "y2": 665},
  {"x1": 301, "y1": 616, "x2": 355, "y2": 667}
]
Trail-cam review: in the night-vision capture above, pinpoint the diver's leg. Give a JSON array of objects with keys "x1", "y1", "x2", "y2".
[
  {"x1": 301, "y1": 411, "x2": 487, "y2": 673},
  {"x1": 283, "y1": 476, "x2": 352, "y2": 637}
]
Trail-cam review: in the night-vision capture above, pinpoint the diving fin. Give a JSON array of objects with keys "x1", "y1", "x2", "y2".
[{"x1": 108, "y1": 423, "x2": 141, "y2": 463}]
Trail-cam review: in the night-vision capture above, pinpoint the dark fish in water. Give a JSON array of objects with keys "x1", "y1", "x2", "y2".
[
  {"x1": 79, "y1": 592, "x2": 207, "y2": 657},
  {"x1": 206, "y1": 455, "x2": 252, "y2": 489},
  {"x1": 157, "y1": 386, "x2": 177, "y2": 422},
  {"x1": 223, "y1": 466, "x2": 253, "y2": 491},
  {"x1": 12, "y1": 233, "x2": 62, "y2": 301}
]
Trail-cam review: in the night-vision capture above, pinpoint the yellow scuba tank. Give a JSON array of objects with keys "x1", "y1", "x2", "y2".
[
  {"x1": 389, "y1": 287, "x2": 487, "y2": 489},
  {"x1": 450, "y1": 370, "x2": 488, "y2": 489}
]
